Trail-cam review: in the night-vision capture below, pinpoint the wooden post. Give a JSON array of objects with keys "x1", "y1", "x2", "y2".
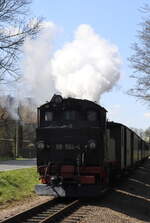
[{"x1": 15, "y1": 120, "x2": 19, "y2": 158}]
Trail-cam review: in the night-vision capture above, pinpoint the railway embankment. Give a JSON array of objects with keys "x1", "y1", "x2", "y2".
[
  {"x1": 0, "y1": 167, "x2": 39, "y2": 206},
  {"x1": 0, "y1": 162, "x2": 51, "y2": 222}
]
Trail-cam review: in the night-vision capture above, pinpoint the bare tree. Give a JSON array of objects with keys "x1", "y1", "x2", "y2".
[
  {"x1": 129, "y1": 4, "x2": 150, "y2": 104},
  {"x1": 130, "y1": 126, "x2": 150, "y2": 142},
  {"x1": 0, "y1": 0, "x2": 42, "y2": 83},
  {"x1": 144, "y1": 126, "x2": 150, "y2": 142},
  {"x1": 130, "y1": 127, "x2": 145, "y2": 139}
]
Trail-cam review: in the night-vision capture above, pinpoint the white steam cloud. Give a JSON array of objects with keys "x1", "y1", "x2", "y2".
[
  {"x1": 51, "y1": 24, "x2": 121, "y2": 101},
  {"x1": 22, "y1": 23, "x2": 121, "y2": 104},
  {"x1": 1, "y1": 23, "x2": 122, "y2": 120},
  {"x1": 21, "y1": 21, "x2": 57, "y2": 105}
]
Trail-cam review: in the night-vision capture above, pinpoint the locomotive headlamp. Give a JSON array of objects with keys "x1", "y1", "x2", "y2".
[
  {"x1": 37, "y1": 141, "x2": 45, "y2": 149},
  {"x1": 50, "y1": 176, "x2": 60, "y2": 186},
  {"x1": 88, "y1": 140, "x2": 96, "y2": 149}
]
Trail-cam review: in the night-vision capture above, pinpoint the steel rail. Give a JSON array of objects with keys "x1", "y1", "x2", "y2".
[
  {"x1": 39, "y1": 200, "x2": 80, "y2": 223},
  {"x1": 0, "y1": 198, "x2": 60, "y2": 223},
  {"x1": 0, "y1": 198, "x2": 80, "y2": 223}
]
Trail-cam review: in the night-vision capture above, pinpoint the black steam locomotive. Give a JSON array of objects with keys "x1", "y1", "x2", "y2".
[{"x1": 35, "y1": 95, "x2": 150, "y2": 197}]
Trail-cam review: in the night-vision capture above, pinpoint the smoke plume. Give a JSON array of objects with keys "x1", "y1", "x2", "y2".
[
  {"x1": 51, "y1": 24, "x2": 121, "y2": 102},
  {"x1": 22, "y1": 23, "x2": 121, "y2": 104},
  {"x1": 21, "y1": 21, "x2": 57, "y2": 105},
  {"x1": 1, "y1": 23, "x2": 122, "y2": 120}
]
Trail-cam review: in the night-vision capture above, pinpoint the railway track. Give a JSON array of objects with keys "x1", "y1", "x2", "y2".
[{"x1": 0, "y1": 198, "x2": 90, "y2": 223}]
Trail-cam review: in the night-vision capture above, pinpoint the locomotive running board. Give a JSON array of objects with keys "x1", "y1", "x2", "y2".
[{"x1": 35, "y1": 184, "x2": 66, "y2": 197}]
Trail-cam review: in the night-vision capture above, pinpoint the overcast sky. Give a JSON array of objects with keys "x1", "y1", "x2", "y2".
[{"x1": 31, "y1": 0, "x2": 150, "y2": 130}]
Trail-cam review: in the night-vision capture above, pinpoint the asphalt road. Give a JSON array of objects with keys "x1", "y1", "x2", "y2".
[{"x1": 0, "y1": 159, "x2": 36, "y2": 171}]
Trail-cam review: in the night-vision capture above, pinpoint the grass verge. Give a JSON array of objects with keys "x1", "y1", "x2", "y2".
[
  {"x1": 0, "y1": 168, "x2": 39, "y2": 206},
  {"x1": 0, "y1": 157, "x2": 14, "y2": 161}
]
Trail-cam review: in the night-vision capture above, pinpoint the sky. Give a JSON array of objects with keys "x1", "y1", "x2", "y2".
[{"x1": 30, "y1": 0, "x2": 150, "y2": 130}]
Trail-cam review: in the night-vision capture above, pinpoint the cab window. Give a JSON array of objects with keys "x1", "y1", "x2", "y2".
[
  {"x1": 87, "y1": 110, "x2": 97, "y2": 121},
  {"x1": 64, "y1": 111, "x2": 77, "y2": 121},
  {"x1": 45, "y1": 111, "x2": 53, "y2": 121}
]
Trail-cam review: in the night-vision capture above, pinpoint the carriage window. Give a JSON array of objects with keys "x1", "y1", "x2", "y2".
[
  {"x1": 65, "y1": 144, "x2": 74, "y2": 150},
  {"x1": 56, "y1": 144, "x2": 63, "y2": 150},
  {"x1": 87, "y1": 111, "x2": 97, "y2": 121},
  {"x1": 64, "y1": 111, "x2": 77, "y2": 121},
  {"x1": 45, "y1": 111, "x2": 53, "y2": 121}
]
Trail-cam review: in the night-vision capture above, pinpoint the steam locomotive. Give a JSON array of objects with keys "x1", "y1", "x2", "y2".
[{"x1": 35, "y1": 95, "x2": 150, "y2": 197}]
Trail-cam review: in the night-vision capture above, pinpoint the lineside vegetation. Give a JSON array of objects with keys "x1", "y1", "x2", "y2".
[{"x1": 0, "y1": 168, "x2": 39, "y2": 205}]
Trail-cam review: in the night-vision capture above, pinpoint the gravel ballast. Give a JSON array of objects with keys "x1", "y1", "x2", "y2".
[{"x1": 80, "y1": 158, "x2": 150, "y2": 223}]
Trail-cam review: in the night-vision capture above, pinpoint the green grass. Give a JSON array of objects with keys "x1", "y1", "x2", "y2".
[
  {"x1": 16, "y1": 157, "x2": 32, "y2": 160},
  {"x1": 0, "y1": 168, "x2": 39, "y2": 205},
  {"x1": 0, "y1": 157, "x2": 14, "y2": 161}
]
